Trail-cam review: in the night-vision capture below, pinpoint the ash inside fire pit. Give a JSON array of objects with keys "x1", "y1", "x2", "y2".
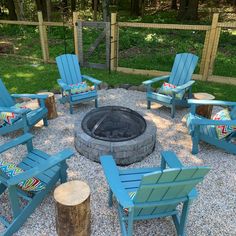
[{"x1": 81, "y1": 106, "x2": 146, "y2": 142}]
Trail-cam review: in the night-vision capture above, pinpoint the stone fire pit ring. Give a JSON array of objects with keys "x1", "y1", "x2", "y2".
[{"x1": 74, "y1": 108, "x2": 156, "y2": 165}]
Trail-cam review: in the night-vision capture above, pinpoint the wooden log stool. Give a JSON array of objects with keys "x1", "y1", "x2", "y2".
[
  {"x1": 37, "y1": 92, "x2": 58, "y2": 119},
  {"x1": 54, "y1": 180, "x2": 91, "y2": 236},
  {"x1": 193, "y1": 92, "x2": 215, "y2": 119}
]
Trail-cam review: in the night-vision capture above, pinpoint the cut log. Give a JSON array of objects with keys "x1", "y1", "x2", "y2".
[
  {"x1": 193, "y1": 92, "x2": 215, "y2": 119},
  {"x1": 37, "y1": 92, "x2": 58, "y2": 119},
  {"x1": 54, "y1": 180, "x2": 91, "y2": 236}
]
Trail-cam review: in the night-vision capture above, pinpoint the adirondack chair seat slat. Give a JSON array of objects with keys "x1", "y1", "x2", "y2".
[
  {"x1": 70, "y1": 90, "x2": 97, "y2": 102},
  {"x1": 0, "y1": 134, "x2": 74, "y2": 235},
  {"x1": 147, "y1": 92, "x2": 172, "y2": 104},
  {"x1": 0, "y1": 79, "x2": 48, "y2": 135},
  {"x1": 187, "y1": 99, "x2": 236, "y2": 154},
  {"x1": 143, "y1": 53, "x2": 199, "y2": 118},
  {"x1": 56, "y1": 54, "x2": 102, "y2": 114},
  {"x1": 100, "y1": 152, "x2": 210, "y2": 236}
]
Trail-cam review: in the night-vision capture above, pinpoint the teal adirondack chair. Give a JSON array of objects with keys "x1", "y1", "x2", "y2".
[
  {"x1": 143, "y1": 53, "x2": 199, "y2": 118},
  {"x1": 100, "y1": 151, "x2": 210, "y2": 236},
  {"x1": 56, "y1": 54, "x2": 102, "y2": 114},
  {"x1": 0, "y1": 133, "x2": 74, "y2": 236},
  {"x1": 0, "y1": 79, "x2": 48, "y2": 136},
  {"x1": 187, "y1": 99, "x2": 236, "y2": 155}
]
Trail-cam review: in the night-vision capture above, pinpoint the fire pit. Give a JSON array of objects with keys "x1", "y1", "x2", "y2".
[
  {"x1": 81, "y1": 106, "x2": 146, "y2": 142},
  {"x1": 75, "y1": 106, "x2": 156, "y2": 165}
]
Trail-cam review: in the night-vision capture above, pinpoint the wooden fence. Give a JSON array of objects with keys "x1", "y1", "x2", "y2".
[
  {"x1": 0, "y1": 12, "x2": 236, "y2": 85},
  {"x1": 110, "y1": 12, "x2": 236, "y2": 85}
]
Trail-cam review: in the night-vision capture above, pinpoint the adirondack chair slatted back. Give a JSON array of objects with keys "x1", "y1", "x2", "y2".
[
  {"x1": 56, "y1": 54, "x2": 82, "y2": 85},
  {"x1": 0, "y1": 79, "x2": 15, "y2": 107},
  {"x1": 132, "y1": 167, "x2": 209, "y2": 217},
  {"x1": 169, "y1": 53, "x2": 198, "y2": 86}
]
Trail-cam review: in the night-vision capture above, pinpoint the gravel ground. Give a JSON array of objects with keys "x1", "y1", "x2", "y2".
[{"x1": 0, "y1": 89, "x2": 236, "y2": 236}]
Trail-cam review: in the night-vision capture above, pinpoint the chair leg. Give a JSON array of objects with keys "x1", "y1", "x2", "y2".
[
  {"x1": 108, "y1": 188, "x2": 113, "y2": 207},
  {"x1": 69, "y1": 103, "x2": 73, "y2": 114},
  {"x1": 171, "y1": 105, "x2": 175, "y2": 118},
  {"x1": 95, "y1": 99, "x2": 98, "y2": 108},
  {"x1": 60, "y1": 160, "x2": 68, "y2": 184},
  {"x1": 192, "y1": 126, "x2": 200, "y2": 154},
  {"x1": 43, "y1": 117, "x2": 48, "y2": 127},
  {"x1": 178, "y1": 200, "x2": 191, "y2": 236},
  {"x1": 127, "y1": 209, "x2": 134, "y2": 236},
  {"x1": 147, "y1": 100, "x2": 151, "y2": 109}
]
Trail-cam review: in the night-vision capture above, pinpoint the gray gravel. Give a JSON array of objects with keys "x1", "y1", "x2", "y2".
[{"x1": 0, "y1": 89, "x2": 236, "y2": 236}]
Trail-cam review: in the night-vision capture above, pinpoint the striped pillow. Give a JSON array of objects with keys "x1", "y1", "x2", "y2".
[
  {"x1": 159, "y1": 82, "x2": 185, "y2": 99},
  {"x1": 0, "y1": 161, "x2": 46, "y2": 192},
  {"x1": 213, "y1": 109, "x2": 236, "y2": 139}
]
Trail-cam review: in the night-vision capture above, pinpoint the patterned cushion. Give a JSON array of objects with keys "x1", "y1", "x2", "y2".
[
  {"x1": 64, "y1": 82, "x2": 95, "y2": 96},
  {"x1": 159, "y1": 82, "x2": 185, "y2": 99},
  {"x1": 213, "y1": 109, "x2": 236, "y2": 139},
  {"x1": 0, "y1": 103, "x2": 31, "y2": 126},
  {"x1": 0, "y1": 161, "x2": 46, "y2": 192}
]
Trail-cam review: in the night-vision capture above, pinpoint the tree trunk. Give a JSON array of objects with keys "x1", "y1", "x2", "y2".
[
  {"x1": 46, "y1": 0, "x2": 51, "y2": 21},
  {"x1": 171, "y1": 0, "x2": 178, "y2": 9},
  {"x1": 13, "y1": 0, "x2": 24, "y2": 20},
  {"x1": 7, "y1": 0, "x2": 17, "y2": 20},
  {"x1": 131, "y1": 0, "x2": 143, "y2": 16},
  {"x1": 102, "y1": 0, "x2": 109, "y2": 21},
  {"x1": 93, "y1": 0, "x2": 98, "y2": 21},
  {"x1": 35, "y1": 0, "x2": 47, "y2": 19},
  {"x1": 178, "y1": 0, "x2": 199, "y2": 20},
  {"x1": 71, "y1": 0, "x2": 76, "y2": 12}
]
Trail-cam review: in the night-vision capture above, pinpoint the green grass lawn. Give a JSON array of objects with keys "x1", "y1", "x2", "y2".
[
  {"x1": 0, "y1": 55, "x2": 235, "y2": 101},
  {"x1": 1, "y1": 13, "x2": 236, "y2": 78}
]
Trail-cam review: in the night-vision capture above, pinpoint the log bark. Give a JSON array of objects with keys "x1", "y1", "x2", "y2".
[
  {"x1": 54, "y1": 181, "x2": 91, "y2": 236},
  {"x1": 37, "y1": 92, "x2": 58, "y2": 119},
  {"x1": 7, "y1": 0, "x2": 17, "y2": 20}
]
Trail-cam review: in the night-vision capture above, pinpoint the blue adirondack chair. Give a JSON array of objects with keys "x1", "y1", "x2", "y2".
[
  {"x1": 143, "y1": 53, "x2": 199, "y2": 118},
  {"x1": 187, "y1": 99, "x2": 236, "y2": 155},
  {"x1": 56, "y1": 54, "x2": 102, "y2": 114},
  {"x1": 0, "y1": 79, "x2": 48, "y2": 135},
  {"x1": 0, "y1": 133, "x2": 74, "y2": 236},
  {"x1": 100, "y1": 151, "x2": 210, "y2": 236}
]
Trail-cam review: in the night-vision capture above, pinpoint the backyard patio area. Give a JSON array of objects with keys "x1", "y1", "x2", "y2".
[{"x1": 0, "y1": 88, "x2": 235, "y2": 236}]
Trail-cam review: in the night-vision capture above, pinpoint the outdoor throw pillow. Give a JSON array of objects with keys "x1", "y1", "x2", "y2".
[
  {"x1": 212, "y1": 109, "x2": 236, "y2": 139},
  {"x1": 159, "y1": 82, "x2": 185, "y2": 99},
  {"x1": 0, "y1": 102, "x2": 32, "y2": 126},
  {"x1": 64, "y1": 81, "x2": 95, "y2": 96},
  {"x1": 0, "y1": 161, "x2": 46, "y2": 192}
]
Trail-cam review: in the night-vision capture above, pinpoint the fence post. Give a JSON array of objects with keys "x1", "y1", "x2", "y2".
[
  {"x1": 110, "y1": 12, "x2": 118, "y2": 71},
  {"x1": 37, "y1": 11, "x2": 49, "y2": 63},
  {"x1": 208, "y1": 26, "x2": 221, "y2": 76},
  {"x1": 73, "y1": 12, "x2": 79, "y2": 57},
  {"x1": 201, "y1": 13, "x2": 219, "y2": 80}
]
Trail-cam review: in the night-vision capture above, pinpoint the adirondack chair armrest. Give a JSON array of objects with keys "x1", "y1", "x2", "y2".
[
  {"x1": 57, "y1": 79, "x2": 71, "y2": 91},
  {"x1": 82, "y1": 75, "x2": 102, "y2": 85},
  {"x1": 142, "y1": 75, "x2": 170, "y2": 86},
  {"x1": 188, "y1": 188, "x2": 198, "y2": 200},
  {"x1": 161, "y1": 151, "x2": 183, "y2": 169},
  {"x1": 190, "y1": 116, "x2": 236, "y2": 126},
  {"x1": 188, "y1": 99, "x2": 236, "y2": 107},
  {"x1": 0, "y1": 106, "x2": 30, "y2": 114},
  {"x1": 100, "y1": 155, "x2": 134, "y2": 208},
  {"x1": 172, "y1": 80, "x2": 195, "y2": 94},
  {"x1": 11, "y1": 94, "x2": 48, "y2": 100},
  {"x1": 0, "y1": 133, "x2": 33, "y2": 154},
  {"x1": 7, "y1": 148, "x2": 74, "y2": 186}
]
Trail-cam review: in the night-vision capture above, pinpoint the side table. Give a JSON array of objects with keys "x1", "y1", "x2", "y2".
[{"x1": 193, "y1": 92, "x2": 215, "y2": 118}]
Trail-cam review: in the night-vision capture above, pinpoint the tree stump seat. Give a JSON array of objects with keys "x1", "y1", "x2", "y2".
[
  {"x1": 54, "y1": 180, "x2": 91, "y2": 236},
  {"x1": 193, "y1": 92, "x2": 215, "y2": 118}
]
